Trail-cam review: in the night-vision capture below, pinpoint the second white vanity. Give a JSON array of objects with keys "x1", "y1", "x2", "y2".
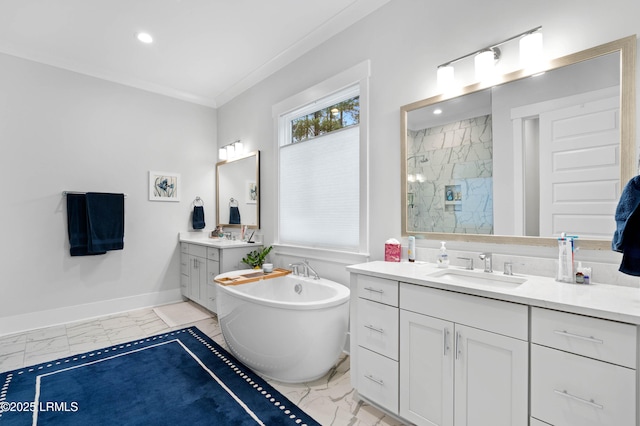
[
  {"x1": 348, "y1": 261, "x2": 640, "y2": 426},
  {"x1": 179, "y1": 234, "x2": 262, "y2": 314}
]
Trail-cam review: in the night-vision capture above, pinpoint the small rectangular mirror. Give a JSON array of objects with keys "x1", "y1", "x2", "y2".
[{"x1": 216, "y1": 151, "x2": 260, "y2": 228}]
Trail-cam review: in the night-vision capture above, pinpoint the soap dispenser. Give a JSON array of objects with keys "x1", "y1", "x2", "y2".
[{"x1": 437, "y1": 241, "x2": 449, "y2": 268}]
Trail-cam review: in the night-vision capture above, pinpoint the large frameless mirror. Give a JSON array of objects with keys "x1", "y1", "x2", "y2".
[
  {"x1": 216, "y1": 151, "x2": 260, "y2": 228},
  {"x1": 401, "y1": 36, "x2": 636, "y2": 249}
]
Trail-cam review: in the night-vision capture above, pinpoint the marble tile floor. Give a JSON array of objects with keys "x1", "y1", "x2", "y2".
[{"x1": 0, "y1": 302, "x2": 405, "y2": 426}]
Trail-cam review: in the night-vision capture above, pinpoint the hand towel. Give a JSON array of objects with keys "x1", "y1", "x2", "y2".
[
  {"x1": 85, "y1": 192, "x2": 125, "y2": 253},
  {"x1": 192, "y1": 205, "x2": 205, "y2": 229},
  {"x1": 229, "y1": 206, "x2": 241, "y2": 224},
  {"x1": 67, "y1": 194, "x2": 106, "y2": 256},
  {"x1": 612, "y1": 176, "x2": 640, "y2": 276}
]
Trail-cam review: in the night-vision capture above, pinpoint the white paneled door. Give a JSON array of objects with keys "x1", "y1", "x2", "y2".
[{"x1": 538, "y1": 91, "x2": 620, "y2": 238}]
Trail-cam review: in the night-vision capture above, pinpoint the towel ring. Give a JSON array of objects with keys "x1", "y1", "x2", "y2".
[
  {"x1": 229, "y1": 198, "x2": 238, "y2": 207},
  {"x1": 193, "y1": 196, "x2": 204, "y2": 207}
]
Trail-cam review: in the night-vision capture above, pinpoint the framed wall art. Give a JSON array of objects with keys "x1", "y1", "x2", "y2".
[{"x1": 149, "y1": 171, "x2": 180, "y2": 202}]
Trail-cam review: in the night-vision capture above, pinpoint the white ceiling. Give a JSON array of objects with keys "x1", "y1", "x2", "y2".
[{"x1": 0, "y1": 0, "x2": 390, "y2": 107}]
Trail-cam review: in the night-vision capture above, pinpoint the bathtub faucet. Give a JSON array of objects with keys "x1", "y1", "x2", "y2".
[{"x1": 289, "y1": 260, "x2": 320, "y2": 280}]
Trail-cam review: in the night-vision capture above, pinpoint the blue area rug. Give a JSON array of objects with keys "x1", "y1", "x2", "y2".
[{"x1": 0, "y1": 327, "x2": 320, "y2": 425}]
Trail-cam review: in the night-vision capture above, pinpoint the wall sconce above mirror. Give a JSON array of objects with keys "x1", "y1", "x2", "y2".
[
  {"x1": 218, "y1": 139, "x2": 245, "y2": 161},
  {"x1": 216, "y1": 151, "x2": 260, "y2": 228},
  {"x1": 402, "y1": 35, "x2": 636, "y2": 249},
  {"x1": 437, "y1": 26, "x2": 544, "y2": 93}
]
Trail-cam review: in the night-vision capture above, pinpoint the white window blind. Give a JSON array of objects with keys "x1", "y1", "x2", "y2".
[{"x1": 279, "y1": 126, "x2": 359, "y2": 250}]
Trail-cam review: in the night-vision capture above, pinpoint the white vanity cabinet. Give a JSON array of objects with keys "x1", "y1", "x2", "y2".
[
  {"x1": 400, "y1": 283, "x2": 528, "y2": 426},
  {"x1": 179, "y1": 241, "x2": 261, "y2": 314},
  {"x1": 530, "y1": 307, "x2": 637, "y2": 426},
  {"x1": 348, "y1": 262, "x2": 640, "y2": 426}
]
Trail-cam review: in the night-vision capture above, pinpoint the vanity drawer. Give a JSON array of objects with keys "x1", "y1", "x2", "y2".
[
  {"x1": 180, "y1": 243, "x2": 190, "y2": 254},
  {"x1": 207, "y1": 247, "x2": 220, "y2": 261},
  {"x1": 357, "y1": 298, "x2": 399, "y2": 360},
  {"x1": 357, "y1": 346, "x2": 399, "y2": 415},
  {"x1": 531, "y1": 344, "x2": 635, "y2": 426},
  {"x1": 357, "y1": 275, "x2": 398, "y2": 306},
  {"x1": 400, "y1": 283, "x2": 528, "y2": 340},
  {"x1": 180, "y1": 274, "x2": 189, "y2": 296},
  {"x1": 531, "y1": 307, "x2": 636, "y2": 368},
  {"x1": 180, "y1": 253, "x2": 190, "y2": 276},
  {"x1": 188, "y1": 243, "x2": 207, "y2": 258}
]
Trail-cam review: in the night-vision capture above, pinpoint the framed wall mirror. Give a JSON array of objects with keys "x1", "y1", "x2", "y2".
[
  {"x1": 216, "y1": 151, "x2": 260, "y2": 228},
  {"x1": 401, "y1": 35, "x2": 636, "y2": 249}
]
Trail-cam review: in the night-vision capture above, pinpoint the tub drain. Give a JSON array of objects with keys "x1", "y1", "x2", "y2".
[{"x1": 294, "y1": 283, "x2": 303, "y2": 294}]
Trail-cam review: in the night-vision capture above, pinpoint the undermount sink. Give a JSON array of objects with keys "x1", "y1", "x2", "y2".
[{"x1": 428, "y1": 268, "x2": 527, "y2": 288}]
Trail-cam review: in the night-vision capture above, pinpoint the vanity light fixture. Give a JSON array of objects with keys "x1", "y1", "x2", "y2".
[
  {"x1": 436, "y1": 26, "x2": 542, "y2": 91},
  {"x1": 219, "y1": 139, "x2": 243, "y2": 160}
]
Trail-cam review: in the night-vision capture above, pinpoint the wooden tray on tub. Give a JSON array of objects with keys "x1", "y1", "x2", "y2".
[{"x1": 214, "y1": 268, "x2": 291, "y2": 286}]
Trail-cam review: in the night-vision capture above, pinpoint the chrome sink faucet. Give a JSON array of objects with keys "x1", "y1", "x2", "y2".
[{"x1": 479, "y1": 253, "x2": 493, "y2": 273}]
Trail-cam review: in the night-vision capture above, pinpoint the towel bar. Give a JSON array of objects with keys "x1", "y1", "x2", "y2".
[{"x1": 62, "y1": 191, "x2": 128, "y2": 197}]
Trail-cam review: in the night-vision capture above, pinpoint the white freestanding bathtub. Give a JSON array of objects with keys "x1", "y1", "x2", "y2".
[{"x1": 215, "y1": 270, "x2": 350, "y2": 383}]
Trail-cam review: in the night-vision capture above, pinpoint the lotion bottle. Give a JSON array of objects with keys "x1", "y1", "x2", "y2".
[
  {"x1": 408, "y1": 236, "x2": 416, "y2": 262},
  {"x1": 437, "y1": 241, "x2": 449, "y2": 268}
]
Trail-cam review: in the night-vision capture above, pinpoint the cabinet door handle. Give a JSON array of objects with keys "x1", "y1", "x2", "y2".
[
  {"x1": 443, "y1": 328, "x2": 449, "y2": 356},
  {"x1": 364, "y1": 374, "x2": 384, "y2": 386},
  {"x1": 455, "y1": 331, "x2": 461, "y2": 360},
  {"x1": 363, "y1": 287, "x2": 384, "y2": 294},
  {"x1": 553, "y1": 389, "x2": 604, "y2": 410},
  {"x1": 364, "y1": 324, "x2": 384, "y2": 334},
  {"x1": 553, "y1": 330, "x2": 603, "y2": 344}
]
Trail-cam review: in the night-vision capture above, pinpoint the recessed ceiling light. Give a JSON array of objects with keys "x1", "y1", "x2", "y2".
[
  {"x1": 433, "y1": 108, "x2": 443, "y2": 115},
  {"x1": 136, "y1": 32, "x2": 153, "y2": 44}
]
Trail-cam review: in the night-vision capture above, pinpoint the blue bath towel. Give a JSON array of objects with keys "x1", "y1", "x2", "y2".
[
  {"x1": 613, "y1": 176, "x2": 640, "y2": 276},
  {"x1": 229, "y1": 206, "x2": 241, "y2": 224},
  {"x1": 192, "y1": 205, "x2": 205, "y2": 229},
  {"x1": 85, "y1": 192, "x2": 125, "y2": 253},
  {"x1": 67, "y1": 194, "x2": 106, "y2": 256}
]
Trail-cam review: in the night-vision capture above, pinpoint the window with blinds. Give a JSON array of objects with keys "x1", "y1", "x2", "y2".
[{"x1": 278, "y1": 86, "x2": 362, "y2": 251}]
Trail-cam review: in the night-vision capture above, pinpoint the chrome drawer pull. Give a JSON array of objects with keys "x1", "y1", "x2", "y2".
[
  {"x1": 554, "y1": 389, "x2": 603, "y2": 410},
  {"x1": 364, "y1": 324, "x2": 384, "y2": 334},
  {"x1": 553, "y1": 330, "x2": 604, "y2": 344},
  {"x1": 363, "y1": 287, "x2": 384, "y2": 294},
  {"x1": 364, "y1": 374, "x2": 384, "y2": 386}
]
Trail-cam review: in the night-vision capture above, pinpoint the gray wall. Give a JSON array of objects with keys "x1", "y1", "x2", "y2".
[{"x1": 0, "y1": 54, "x2": 216, "y2": 334}]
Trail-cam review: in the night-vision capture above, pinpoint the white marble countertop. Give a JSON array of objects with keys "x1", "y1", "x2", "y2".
[
  {"x1": 179, "y1": 232, "x2": 262, "y2": 249},
  {"x1": 347, "y1": 261, "x2": 640, "y2": 325}
]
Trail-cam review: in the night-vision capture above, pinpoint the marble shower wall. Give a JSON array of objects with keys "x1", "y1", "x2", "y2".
[{"x1": 407, "y1": 115, "x2": 493, "y2": 234}]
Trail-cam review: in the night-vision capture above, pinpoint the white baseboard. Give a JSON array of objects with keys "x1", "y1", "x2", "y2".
[{"x1": 0, "y1": 289, "x2": 183, "y2": 337}]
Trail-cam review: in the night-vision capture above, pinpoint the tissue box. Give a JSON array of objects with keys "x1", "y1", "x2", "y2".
[{"x1": 385, "y1": 243, "x2": 401, "y2": 262}]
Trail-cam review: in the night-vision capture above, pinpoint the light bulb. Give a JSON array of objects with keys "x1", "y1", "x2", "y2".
[
  {"x1": 136, "y1": 32, "x2": 153, "y2": 44},
  {"x1": 437, "y1": 65, "x2": 455, "y2": 93},
  {"x1": 520, "y1": 32, "x2": 544, "y2": 71},
  {"x1": 475, "y1": 50, "x2": 495, "y2": 82}
]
